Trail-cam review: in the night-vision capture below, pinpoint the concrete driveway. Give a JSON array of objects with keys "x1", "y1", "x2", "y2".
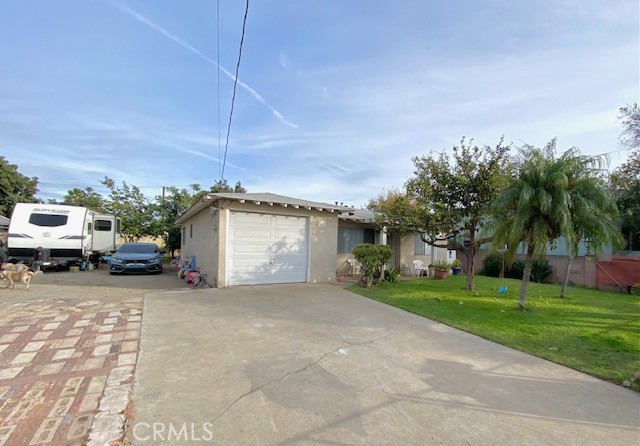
[{"x1": 129, "y1": 284, "x2": 639, "y2": 445}]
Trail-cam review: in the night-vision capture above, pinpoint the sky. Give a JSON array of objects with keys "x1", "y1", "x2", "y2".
[{"x1": 1, "y1": 0, "x2": 638, "y2": 207}]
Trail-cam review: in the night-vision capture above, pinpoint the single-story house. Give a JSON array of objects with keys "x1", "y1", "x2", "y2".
[{"x1": 175, "y1": 192, "x2": 449, "y2": 287}]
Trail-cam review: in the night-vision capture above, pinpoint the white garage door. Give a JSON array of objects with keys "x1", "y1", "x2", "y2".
[{"x1": 228, "y1": 211, "x2": 308, "y2": 285}]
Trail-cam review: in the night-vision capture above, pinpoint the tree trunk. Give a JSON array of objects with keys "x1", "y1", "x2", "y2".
[
  {"x1": 519, "y1": 245, "x2": 534, "y2": 311},
  {"x1": 466, "y1": 246, "x2": 476, "y2": 291},
  {"x1": 560, "y1": 253, "x2": 575, "y2": 298},
  {"x1": 465, "y1": 230, "x2": 477, "y2": 291}
]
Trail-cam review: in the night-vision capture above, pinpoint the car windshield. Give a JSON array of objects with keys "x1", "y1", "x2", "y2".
[{"x1": 117, "y1": 244, "x2": 157, "y2": 254}]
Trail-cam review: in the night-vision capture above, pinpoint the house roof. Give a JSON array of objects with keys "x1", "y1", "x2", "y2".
[
  {"x1": 339, "y1": 208, "x2": 376, "y2": 223},
  {"x1": 175, "y1": 192, "x2": 355, "y2": 225},
  {"x1": 0, "y1": 215, "x2": 9, "y2": 227}
]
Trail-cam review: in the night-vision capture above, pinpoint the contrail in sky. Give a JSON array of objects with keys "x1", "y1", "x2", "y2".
[{"x1": 110, "y1": 0, "x2": 298, "y2": 129}]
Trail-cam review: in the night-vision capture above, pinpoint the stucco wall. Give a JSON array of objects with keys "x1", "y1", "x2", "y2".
[
  {"x1": 399, "y1": 234, "x2": 447, "y2": 276},
  {"x1": 180, "y1": 207, "x2": 219, "y2": 286}
]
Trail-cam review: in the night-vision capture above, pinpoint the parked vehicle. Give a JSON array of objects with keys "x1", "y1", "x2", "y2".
[
  {"x1": 109, "y1": 243, "x2": 163, "y2": 275},
  {"x1": 7, "y1": 203, "x2": 120, "y2": 269}
]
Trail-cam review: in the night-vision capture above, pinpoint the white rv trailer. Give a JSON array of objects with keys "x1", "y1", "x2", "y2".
[{"x1": 7, "y1": 203, "x2": 120, "y2": 266}]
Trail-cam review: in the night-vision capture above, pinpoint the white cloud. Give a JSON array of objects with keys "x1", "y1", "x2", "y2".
[{"x1": 109, "y1": 0, "x2": 298, "y2": 129}]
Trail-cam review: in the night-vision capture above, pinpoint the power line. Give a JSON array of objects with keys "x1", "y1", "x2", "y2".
[
  {"x1": 216, "y1": 0, "x2": 221, "y2": 178},
  {"x1": 221, "y1": 0, "x2": 249, "y2": 181}
]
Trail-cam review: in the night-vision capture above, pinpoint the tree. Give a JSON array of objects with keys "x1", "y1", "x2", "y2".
[
  {"x1": 155, "y1": 184, "x2": 202, "y2": 257},
  {"x1": 101, "y1": 177, "x2": 155, "y2": 242},
  {"x1": 369, "y1": 137, "x2": 512, "y2": 291},
  {"x1": 210, "y1": 179, "x2": 246, "y2": 194},
  {"x1": 0, "y1": 156, "x2": 39, "y2": 217},
  {"x1": 609, "y1": 150, "x2": 640, "y2": 250},
  {"x1": 492, "y1": 140, "x2": 578, "y2": 310},
  {"x1": 61, "y1": 187, "x2": 106, "y2": 212},
  {"x1": 619, "y1": 103, "x2": 640, "y2": 150},
  {"x1": 560, "y1": 150, "x2": 624, "y2": 298}
]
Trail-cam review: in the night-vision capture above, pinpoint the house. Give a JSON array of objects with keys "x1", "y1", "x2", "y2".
[
  {"x1": 176, "y1": 192, "x2": 449, "y2": 287},
  {"x1": 336, "y1": 208, "x2": 450, "y2": 276}
]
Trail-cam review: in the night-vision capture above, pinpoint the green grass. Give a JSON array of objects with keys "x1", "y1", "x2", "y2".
[{"x1": 347, "y1": 275, "x2": 640, "y2": 385}]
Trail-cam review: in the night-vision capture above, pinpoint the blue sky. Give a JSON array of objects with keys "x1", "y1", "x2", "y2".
[{"x1": 1, "y1": 0, "x2": 638, "y2": 206}]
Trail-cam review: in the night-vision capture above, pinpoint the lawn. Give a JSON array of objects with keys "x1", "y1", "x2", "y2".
[{"x1": 347, "y1": 275, "x2": 640, "y2": 385}]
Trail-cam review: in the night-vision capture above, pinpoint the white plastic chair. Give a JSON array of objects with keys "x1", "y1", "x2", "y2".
[
  {"x1": 347, "y1": 259, "x2": 361, "y2": 276},
  {"x1": 413, "y1": 259, "x2": 429, "y2": 277}
]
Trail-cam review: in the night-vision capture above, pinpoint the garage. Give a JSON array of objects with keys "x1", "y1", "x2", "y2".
[{"x1": 228, "y1": 211, "x2": 308, "y2": 285}]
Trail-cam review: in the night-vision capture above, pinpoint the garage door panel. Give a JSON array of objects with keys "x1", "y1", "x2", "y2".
[
  {"x1": 229, "y1": 211, "x2": 308, "y2": 286},
  {"x1": 232, "y1": 227, "x2": 272, "y2": 239},
  {"x1": 273, "y1": 229, "x2": 306, "y2": 239},
  {"x1": 234, "y1": 212, "x2": 272, "y2": 224}
]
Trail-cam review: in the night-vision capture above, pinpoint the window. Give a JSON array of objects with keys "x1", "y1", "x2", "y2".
[
  {"x1": 414, "y1": 234, "x2": 427, "y2": 255},
  {"x1": 182, "y1": 226, "x2": 186, "y2": 245},
  {"x1": 338, "y1": 227, "x2": 375, "y2": 254},
  {"x1": 116, "y1": 218, "x2": 121, "y2": 233},
  {"x1": 29, "y1": 213, "x2": 68, "y2": 227},
  {"x1": 87, "y1": 222, "x2": 92, "y2": 234},
  {"x1": 94, "y1": 220, "x2": 112, "y2": 231},
  {"x1": 190, "y1": 224, "x2": 193, "y2": 238}
]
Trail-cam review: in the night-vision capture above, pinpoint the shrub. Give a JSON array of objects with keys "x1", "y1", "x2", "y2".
[
  {"x1": 502, "y1": 258, "x2": 552, "y2": 282},
  {"x1": 452, "y1": 258, "x2": 462, "y2": 268},
  {"x1": 480, "y1": 253, "x2": 503, "y2": 277},
  {"x1": 353, "y1": 244, "x2": 393, "y2": 287},
  {"x1": 384, "y1": 267, "x2": 400, "y2": 283},
  {"x1": 506, "y1": 260, "x2": 525, "y2": 279},
  {"x1": 531, "y1": 259, "x2": 552, "y2": 283}
]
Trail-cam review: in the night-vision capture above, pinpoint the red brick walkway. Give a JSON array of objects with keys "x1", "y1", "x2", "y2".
[{"x1": 0, "y1": 299, "x2": 142, "y2": 445}]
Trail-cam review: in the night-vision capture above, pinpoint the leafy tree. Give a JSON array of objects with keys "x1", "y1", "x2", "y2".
[
  {"x1": 619, "y1": 103, "x2": 640, "y2": 150},
  {"x1": 352, "y1": 243, "x2": 392, "y2": 287},
  {"x1": 492, "y1": 141, "x2": 574, "y2": 309},
  {"x1": 101, "y1": 177, "x2": 155, "y2": 242},
  {"x1": 610, "y1": 152, "x2": 640, "y2": 251},
  {"x1": 155, "y1": 184, "x2": 203, "y2": 257},
  {"x1": 369, "y1": 137, "x2": 512, "y2": 291},
  {"x1": 0, "y1": 156, "x2": 39, "y2": 217},
  {"x1": 61, "y1": 187, "x2": 106, "y2": 212},
  {"x1": 560, "y1": 150, "x2": 623, "y2": 297},
  {"x1": 210, "y1": 179, "x2": 246, "y2": 194}
]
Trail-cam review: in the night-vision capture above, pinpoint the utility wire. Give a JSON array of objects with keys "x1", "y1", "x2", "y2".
[
  {"x1": 221, "y1": 0, "x2": 249, "y2": 181},
  {"x1": 216, "y1": 0, "x2": 221, "y2": 178}
]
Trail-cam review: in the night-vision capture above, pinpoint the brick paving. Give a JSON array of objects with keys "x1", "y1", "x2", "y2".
[{"x1": 0, "y1": 295, "x2": 143, "y2": 445}]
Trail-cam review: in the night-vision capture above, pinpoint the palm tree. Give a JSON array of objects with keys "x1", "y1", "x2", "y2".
[
  {"x1": 560, "y1": 151, "x2": 623, "y2": 298},
  {"x1": 492, "y1": 141, "x2": 575, "y2": 310}
]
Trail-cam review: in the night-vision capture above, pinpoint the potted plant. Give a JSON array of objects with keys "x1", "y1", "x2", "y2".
[
  {"x1": 432, "y1": 260, "x2": 451, "y2": 280},
  {"x1": 451, "y1": 259, "x2": 462, "y2": 275}
]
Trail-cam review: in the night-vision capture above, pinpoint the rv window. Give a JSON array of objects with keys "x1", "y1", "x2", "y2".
[
  {"x1": 116, "y1": 219, "x2": 121, "y2": 232},
  {"x1": 28, "y1": 213, "x2": 68, "y2": 227},
  {"x1": 87, "y1": 222, "x2": 92, "y2": 234},
  {"x1": 94, "y1": 220, "x2": 112, "y2": 231}
]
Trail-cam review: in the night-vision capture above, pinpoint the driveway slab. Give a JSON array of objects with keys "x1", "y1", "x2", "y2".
[{"x1": 129, "y1": 284, "x2": 640, "y2": 445}]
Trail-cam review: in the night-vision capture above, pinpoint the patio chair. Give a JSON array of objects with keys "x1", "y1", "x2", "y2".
[
  {"x1": 347, "y1": 258, "x2": 361, "y2": 276},
  {"x1": 413, "y1": 259, "x2": 429, "y2": 277}
]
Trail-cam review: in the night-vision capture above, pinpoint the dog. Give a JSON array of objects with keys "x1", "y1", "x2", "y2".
[
  {"x1": 1, "y1": 269, "x2": 35, "y2": 290},
  {"x1": 1, "y1": 262, "x2": 30, "y2": 273}
]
